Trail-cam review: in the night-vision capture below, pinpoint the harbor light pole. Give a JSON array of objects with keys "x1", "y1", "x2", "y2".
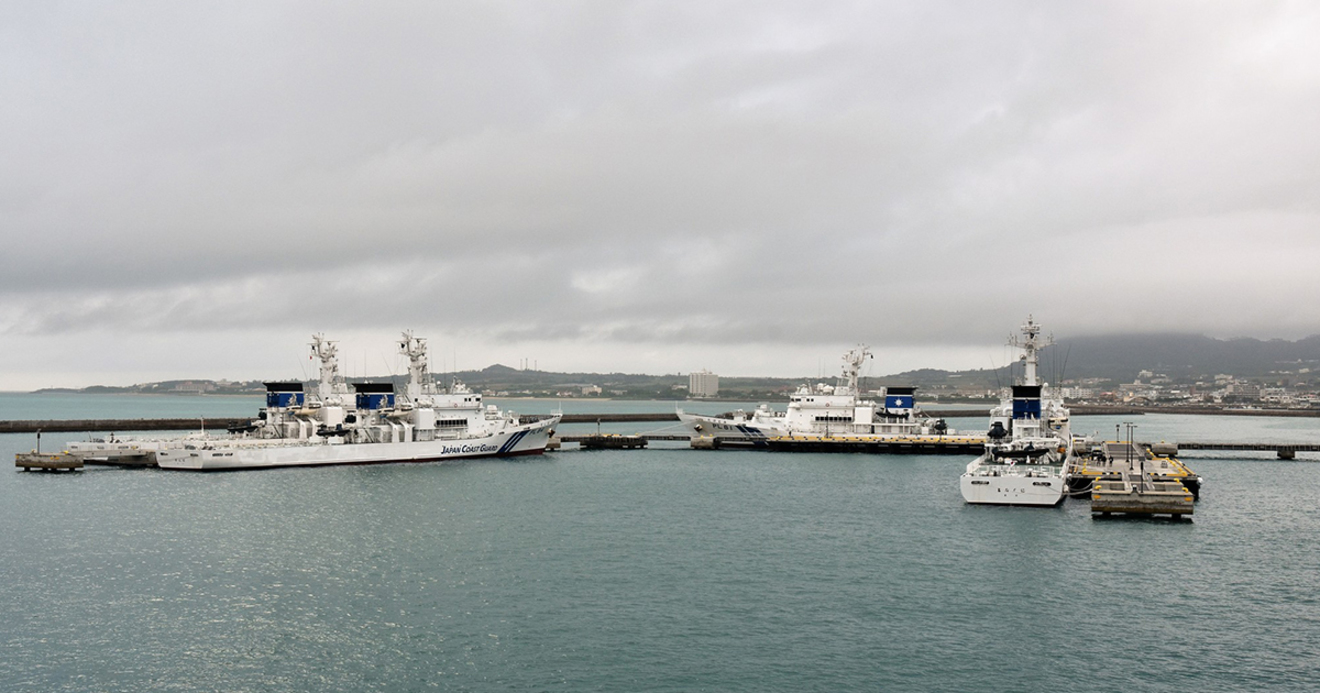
[{"x1": 1124, "y1": 422, "x2": 1139, "y2": 488}]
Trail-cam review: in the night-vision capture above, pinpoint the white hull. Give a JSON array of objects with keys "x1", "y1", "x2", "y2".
[
  {"x1": 961, "y1": 455, "x2": 1066, "y2": 506},
  {"x1": 677, "y1": 412, "x2": 955, "y2": 442},
  {"x1": 677, "y1": 412, "x2": 785, "y2": 441},
  {"x1": 157, "y1": 418, "x2": 556, "y2": 471}
]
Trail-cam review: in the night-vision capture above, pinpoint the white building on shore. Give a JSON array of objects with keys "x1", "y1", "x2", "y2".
[{"x1": 689, "y1": 370, "x2": 719, "y2": 398}]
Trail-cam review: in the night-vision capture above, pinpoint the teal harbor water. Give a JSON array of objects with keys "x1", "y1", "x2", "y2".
[{"x1": 3, "y1": 395, "x2": 1320, "y2": 691}]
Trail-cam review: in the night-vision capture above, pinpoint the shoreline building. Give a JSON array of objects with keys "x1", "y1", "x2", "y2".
[{"x1": 689, "y1": 369, "x2": 719, "y2": 398}]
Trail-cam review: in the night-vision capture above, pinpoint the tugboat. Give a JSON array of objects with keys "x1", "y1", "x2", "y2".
[
  {"x1": 677, "y1": 346, "x2": 961, "y2": 446},
  {"x1": 155, "y1": 332, "x2": 559, "y2": 470},
  {"x1": 960, "y1": 317, "x2": 1072, "y2": 506}
]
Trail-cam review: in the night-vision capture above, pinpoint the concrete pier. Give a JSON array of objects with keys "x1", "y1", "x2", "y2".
[
  {"x1": 577, "y1": 434, "x2": 648, "y2": 450},
  {"x1": 1172, "y1": 442, "x2": 1319, "y2": 459},
  {"x1": 764, "y1": 434, "x2": 986, "y2": 454},
  {"x1": 15, "y1": 452, "x2": 83, "y2": 472}
]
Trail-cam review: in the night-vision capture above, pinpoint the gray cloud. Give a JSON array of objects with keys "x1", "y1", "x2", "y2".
[{"x1": 2, "y1": 1, "x2": 1318, "y2": 387}]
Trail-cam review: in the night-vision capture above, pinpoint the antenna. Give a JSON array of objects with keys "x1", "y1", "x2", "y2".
[
  {"x1": 1048, "y1": 330, "x2": 1057, "y2": 385},
  {"x1": 1047, "y1": 338, "x2": 1055, "y2": 387}
]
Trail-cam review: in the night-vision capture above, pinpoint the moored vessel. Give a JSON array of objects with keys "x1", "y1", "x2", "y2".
[
  {"x1": 678, "y1": 346, "x2": 973, "y2": 447},
  {"x1": 66, "y1": 434, "x2": 196, "y2": 465},
  {"x1": 960, "y1": 317, "x2": 1073, "y2": 506},
  {"x1": 155, "y1": 332, "x2": 559, "y2": 471}
]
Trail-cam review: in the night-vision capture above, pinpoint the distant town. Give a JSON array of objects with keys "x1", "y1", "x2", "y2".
[{"x1": 913, "y1": 369, "x2": 1320, "y2": 409}]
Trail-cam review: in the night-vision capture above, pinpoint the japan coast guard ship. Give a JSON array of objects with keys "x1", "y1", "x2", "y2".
[
  {"x1": 677, "y1": 346, "x2": 969, "y2": 446},
  {"x1": 960, "y1": 317, "x2": 1077, "y2": 506},
  {"x1": 156, "y1": 333, "x2": 559, "y2": 471}
]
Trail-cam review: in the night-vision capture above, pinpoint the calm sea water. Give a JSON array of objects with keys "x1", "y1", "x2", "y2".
[{"x1": 3, "y1": 395, "x2": 1319, "y2": 692}]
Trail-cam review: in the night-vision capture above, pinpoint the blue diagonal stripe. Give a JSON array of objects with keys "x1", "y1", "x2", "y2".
[{"x1": 498, "y1": 429, "x2": 529, "y2": 455}]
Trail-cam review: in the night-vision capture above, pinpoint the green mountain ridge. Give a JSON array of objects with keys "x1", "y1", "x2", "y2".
[{"x1": 30, "y1": 333, "x2": 1320, "y2": 397}]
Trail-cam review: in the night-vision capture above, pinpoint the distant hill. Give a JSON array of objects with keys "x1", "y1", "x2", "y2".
[
  {"x1": 885, "y1": 333, "x2": 1320, "y2": 388},
  {"x1": 32, "y1": 380, "x2": 267, "y2": 396},
  {"x1": 31, "y1": 333, "x2": 1320, "y2": 397},
  {"x1": 1053, "y1": 333, "x2": 1320, "y2": 380}
]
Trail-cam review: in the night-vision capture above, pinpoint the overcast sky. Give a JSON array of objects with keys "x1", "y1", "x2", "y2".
[{"x1": 2, "y1": 1, "x2": 1318, "y2": 389}]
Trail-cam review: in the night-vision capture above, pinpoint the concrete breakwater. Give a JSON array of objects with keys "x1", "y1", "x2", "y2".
[
  {"x1": 0, "y1": 412, "x2": 683, "y2": 434},
  {"x1": 2, "y1": 405, "x2": 1314, "y2": 434},
  {"x1": 0, "y1": 418, "x2": 238, "y2": 434}
]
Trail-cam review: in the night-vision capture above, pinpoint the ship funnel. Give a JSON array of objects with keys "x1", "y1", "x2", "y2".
[
  {"x1": 352, "y1": 382, "x2": 396, "y2": 411},
  {"x1": 264, "y1": 382, "x2": 305, "y2": 409},
  {"x1": 884, "y1": 386, "x2": 917, "y2": 416},
  {"x1": 1011, "y1": 385, "x2": 1042, "y2": 420}
]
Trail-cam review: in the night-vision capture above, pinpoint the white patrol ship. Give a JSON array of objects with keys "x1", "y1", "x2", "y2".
[
  {"x1": 677, "y1": 346, "x2": 965, "y2": 446},
  {"x1": 156, "y1": 332, "x2": 558, "y2": 471},
  {"x1": 960, "y1": 317, "x2": 1076, "y2": 506}
]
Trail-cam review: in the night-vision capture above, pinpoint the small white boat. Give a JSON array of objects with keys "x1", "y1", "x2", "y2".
[{"x1": 66, "y1": 434, "x2": 195, "y2": 465}]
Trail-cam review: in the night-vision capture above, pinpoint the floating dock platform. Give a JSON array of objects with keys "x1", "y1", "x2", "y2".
[
  {"x1": 1067, "y1": 441, "x2": 1201, "y2": 499},
  {"x1": 15, "y1": 452, "x2": 83, "y2": 472},
  {"x1": 1067, "y1": 441, "x2": 1198, "y2": 517},
  {"x1": 1090, "y1": 476, "x2": 1194, "y2": 517}
]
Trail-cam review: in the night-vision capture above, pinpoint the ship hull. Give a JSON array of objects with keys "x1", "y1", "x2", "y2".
[
  {"x1": 961, "y1": 456, "x2": 1066, "y2": 506},
  {"x1": 677, "y1": 412, "x2": 783, "y2": 442},
  {"x1": 676, "y1": 412, "x2": 957, "y2": 443}
]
